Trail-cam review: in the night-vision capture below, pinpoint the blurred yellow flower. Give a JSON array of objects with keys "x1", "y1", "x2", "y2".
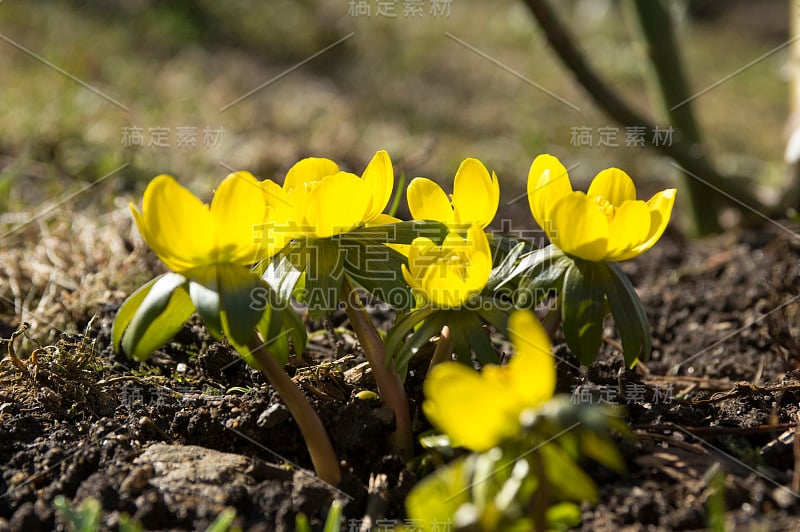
[
  {"x1": 261, "y1": 150, "x2": 396, "y2": 246},
  {"x1": 401, "y1": 224, "x2": 492, "y2": 309},
  {"x1": 130, "y1": 172, "x2": 266, "y2": 273},
  {"x1": 423, "y1": 310, "x2": 556, "y2": 451},
  {"x1": 407, "y1": 158, "x2": 500, "y2": 229},
  {"x1": 527, "y1": 154, "x2": 676, "y2": 262}
]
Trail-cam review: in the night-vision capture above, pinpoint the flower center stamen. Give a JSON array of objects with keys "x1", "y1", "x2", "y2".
[{"x1": 592, "y1": 196, "x2": 615, "y2": 222}]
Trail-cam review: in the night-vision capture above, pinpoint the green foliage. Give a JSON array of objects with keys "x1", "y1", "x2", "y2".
[
  {"x1": 112, "y1": 269, "x2": 307, "y2": 370},
  {"x1": 262, "y1": 221, "x2": 449, "y2": 320},
  {"x1": 54, "y1": 496, "x2": 101, "y2": 532},
  {"x1": 55, "y1": 497, "x2": 239, "y2": 532},
  {"x1": 112, "y1": 273, "x2": 194, "y2": 361},
  {"x1": 498, "y1": 244, "x2": 651, "y2": 367},
  {"x1": 295, "y1": 499, "x2": 343, "y2": 532},
  {"x1": 406, "y1": 397, "x2": 627, "y2": 531},
  {"x1": 706, "y1": 467, "x2": 727, "y2": 532},
  {"x1": 205, "y1": 507, "x2": 239, "y2": 532}
]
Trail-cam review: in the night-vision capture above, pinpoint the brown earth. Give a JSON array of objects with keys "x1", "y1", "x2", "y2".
[{"x1": 2, "y1": 222, "x2": 800, "y2": 530}]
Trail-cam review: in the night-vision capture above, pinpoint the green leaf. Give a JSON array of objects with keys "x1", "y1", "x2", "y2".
[
  {"x1": 449, "y1": 320, "x2": 473, "y2": 366},
  {"x1": 513, "y1": 247, "x2": 571, "y2": 309},
  {"x1": 393, "y1": 311, "x2": 449, "y2": 377},
  {"x1": 561, "y1": 260, "x2": 609, "y2": 365},
  {"x1": 342, "y1": 220, "x2": 449, "y2": 245},
  {"x1": 540, "y1": 443, "x2": 598, "y2": 503},
  {"x1": 457, "y1": 311, "x2": 499, "y2": 366},
  {"x1": 580, "y1": 430, "x2": 626, "y2": 473},
  {"x1": 471, "y1": 447, "x2": 506, "y2": 510},
  {"x1": 261, "y1": 245, "x2": 305, "y2": 303},
  {"x1": 486, "y1": 237, "x2": 526, "y2": 290},
  {"x1": 606, "y1": 262, "x2": 652, "y2": 367},
  {"x1": 339, "y1": 239, "x2": 412, "y2": 310},
  {"x1": 498, "y1": 244, "x2": 565, "y2": 290},
  {"x1": 546, "y1": 502, "x2": 583, "y2": 529},
  {"x1": 218, "y1": 264, "x2": 268, "y2": 348},
  {"x1": 385, "y1": 306, "x2": 438, "y2": 361},
  {"x1": 204, "y1": 507, "x2": 237, "y2": 532},
  {"x1": 121, "y1": 273, "x2": 194, "y2": 361},
  {"x1": 188, "y1": 266, "x2": 224, "y2": 339},
  {"x1": 321, "y1": 499, "x2": 342, "y2": 532},
  {"x1": 54, "y1": 496, "x2": 101, "y2": 532},
  {"x1": 254, "y1": 293, "x2": 307, "y2": 367},
  {"x1": 489, "y1": 233, "x2": 532, "y2": 263},
  {"x1": 113, "y1": 275, "x2": 160, "y2": 352},
  {"x1": 294, "y1": 513, "x2": 311, "y2": 532},
  {"x1": 303, "y1": 237, "x2": 345, "y2": 320},
  {"x1": 474, "y1": 303, "x2": 510, "y2": 336},
  {"x1": 406, "y1": 455, "x2": 476, "y2": 527}
]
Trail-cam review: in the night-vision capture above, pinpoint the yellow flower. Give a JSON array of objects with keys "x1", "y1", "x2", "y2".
[
  {"x1": 407, "y1": 158, "x2": 500, "y2": 229},
  {"x1": 527, "y1": 154, "x2": 676, "y2": 262},
  {"x1": 130, "y1": 172, "x2": 267, "y2": 272},
  {"x1": 261, "y1": 150, "x2": 396, "y2": 243},
  {"x1": 401, "y1": 224, "x2": 492, "y2": 309},
  {"x1": 423, "y1": 310, "x2": 556, "y2": 451}
]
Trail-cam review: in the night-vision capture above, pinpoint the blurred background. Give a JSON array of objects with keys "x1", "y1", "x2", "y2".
[{"x1": 0, "y1": 0, "x2": 790, "y2": 334}]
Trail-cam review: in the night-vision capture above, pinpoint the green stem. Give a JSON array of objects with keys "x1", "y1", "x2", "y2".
[
  {"x1": 246, "y1": 335, "x2": 341, "y2": 486},
  {"x1": 341, "y1": 275, "x2": 413, "y2": 459},
  {"x1": 623, "y1": 0, "x2": 720, "y2": 235},
  {"x1": 427, "y1": 325, "x2": 453, "y2": 374}
]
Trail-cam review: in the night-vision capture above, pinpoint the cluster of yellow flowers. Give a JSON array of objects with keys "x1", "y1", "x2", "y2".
[
  {"x1": 132, "y1": 150, "x2": 674, "y2": 306},
  {"x1": 129, "y1": 149, "x2": 675, "y2": 452}
]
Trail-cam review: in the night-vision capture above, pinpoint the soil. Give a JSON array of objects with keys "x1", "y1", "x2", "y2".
[{"x1": 3, "y1": 223, "x2": 800, "y2": 531}]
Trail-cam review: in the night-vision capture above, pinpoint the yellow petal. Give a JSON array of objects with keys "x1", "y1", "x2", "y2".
[
  {"x1": 261, "y1": 179, "x2": 298, "y2": 254},
  {"x1": 549, "y1": 192, "x2": 609, "y2": 261},
  {"x1": 613, "y1": 188, "x2": 676, "y2": 261},
  {"x1": 604, "y1": 200, "x2": 651, "y2": 260},
  {"x1": 423, "y1": 361, "x2": 517, "y2": 451},
  {"x1": 305, "y1": 172, "x2": 372, "y2": 238},
  {"x1": 462, "y1": 225, "x2": 492, "y2": 294},
  {"x1": 417, "y1": 227, "x2": 490, "y2": 308},
  {"x1": 210, "y1": 171, "x2": 267, "y2": 265},
  {"x1": 527, "y1": 154, "x2": 573, "y2": 230},
  {"x1": 407, "y1": 177, "x2": 454, "y2": 224},
  {"x1": 452, "y1": 158, "x2": 499, "y2": 228},
  {"x1": 401, "y1": 263, "x2": 419, "y2": 292},
  {"x1": 506, "y1": 310, "x2": 555, "y2": 406},
  {"x1": 362, "y1": 150, "x2": 394, "y2": 222},
  {"x1": 139, "y1": 175, "x2": 214, "y2": 271},
  {"x1": 587, "y1": 168, "x2": 637, "y2": 207},
  {"x1": 405, "y1": 236, "x2": 437, "y2": 280},
  {"x1": 283, "y1": 157, "x2": 339, "y2": 192}
]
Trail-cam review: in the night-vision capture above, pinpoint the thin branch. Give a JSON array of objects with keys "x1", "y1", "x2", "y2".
[{"x1": 521, "y1": 0, "x2": 769, "y2": 224}]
